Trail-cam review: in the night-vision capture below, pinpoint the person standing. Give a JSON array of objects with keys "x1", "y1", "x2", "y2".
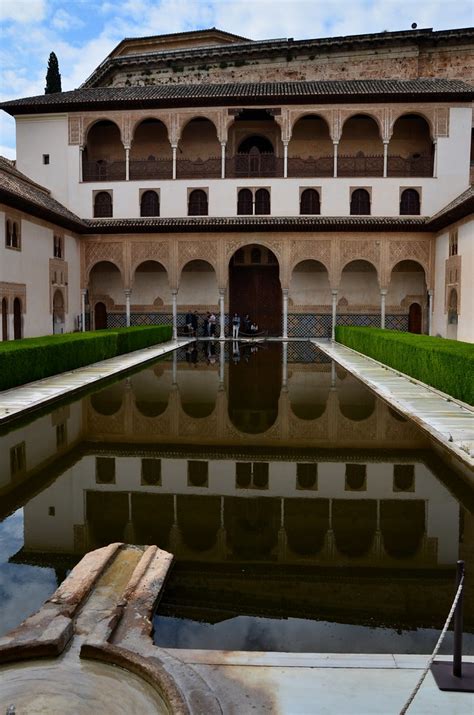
[
  {"x1": 191, "y1": 311, "x2": 199, "y2": 337},
  {"x1": 208, "y1": 311, "x2": 216, "y2": 337},
  {"x1": 232, "y1": 312, "x2": 240, "y2": 339}
]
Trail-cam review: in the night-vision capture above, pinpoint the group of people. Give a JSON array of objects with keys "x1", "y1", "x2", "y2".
[{"x1": 185, "y1": 311, "x2": 259, "y2": 339}]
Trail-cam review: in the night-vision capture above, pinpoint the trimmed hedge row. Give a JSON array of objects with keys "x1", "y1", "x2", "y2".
[
  {"x1": 0, "y1": 325, "x2": 172, "y2": 392},
  {"x1": 335, "y1": 327, "x2": 474, "y2": 405}
]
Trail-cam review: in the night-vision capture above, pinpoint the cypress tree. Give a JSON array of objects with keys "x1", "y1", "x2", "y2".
[{"x1": 45, "y1": 52, "x2": 62, "y2": 94}]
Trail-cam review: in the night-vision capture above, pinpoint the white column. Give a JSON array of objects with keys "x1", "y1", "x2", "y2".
[
  {"x1": 380, "y1": 289, "x2": 387, "y2": 329},
  {"x1": 79, "y1": 146, "x2": 84, "y2": 182},
  {"x1": 125, "y1": 147, "x2": 130, "y2": 181},
  {"x1": 428, "y1": 290, "x2": 433, "y2": 336},
  {"x1": 124, "y1": 289, "x2": 131, "y2": 327},
  {"x1": 172, "y1": 144, "x2": 177, "y2": 180},
  {"x1": 172, "y1": 349, "x2": 177, "y2": 384},
  {"x1": 220, "y1": 142, "x2": 226, "y2": 179},
  {"x1": 282, "y1": 288, "x2": 289, "y2": 339},
  {"x1": 219, "y1": 340, "x2": 225, "y2": 385},
  {"x1": 383, "y1": 141, "x2": 389, "y2": 178},
  {"x1": 172, "y1": 290, "x2": 178, "y2": 340},
  {"x1": 333, "y1": 142, "x2": 338, "y2": 178},
  {"x1": 219, "y1": 289, "x2": 225, "y2": 339},
  {"x1": 282, "y1": 341, "x2": 288, "y2": 388},
  {"x1": 331, "y1": 360, "x2": 336, "y2": 387},
  {"x1": 283, "y1": 140, "x2": 289, "y2": 178},
  {"x1": 8, "y1": 311, "x2": 14, "y2": 341},
  {"x1": 81, "y1": 289, "x2": 87, "y2": 332},
  {"x1": 331, "y1": 289, "x2": 338, "y2": 341},
  {"x1": 432, "y1": 140, "x2": 437, "y2": 178}
]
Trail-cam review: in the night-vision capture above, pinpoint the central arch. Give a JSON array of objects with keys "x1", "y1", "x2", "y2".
[{"x1": 229, "y1": 244, "x2": 282, "y2": 335}]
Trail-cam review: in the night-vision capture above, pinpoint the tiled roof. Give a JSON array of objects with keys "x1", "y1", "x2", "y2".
[
  {"x1": 0, "y1": 157, "x2": 85, "y2": 231},
  {"x1": 427, "y1": 186, "x2": 474, "y2": 230},
  {"x1": 1, "y1": 79, "x2": 472, "y2": 115},
  {"x1": 83, "y1": 215, "x2": 430, "y2": 233}
]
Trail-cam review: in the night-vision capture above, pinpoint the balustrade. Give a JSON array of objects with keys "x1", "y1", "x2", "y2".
[
  {"x1": 287, "y1": 156, "x2": 333, "y2": 177},
  {"x1": 82, "y1": 160, "x2": 126, "y2": 181},
  {"x1": 387, "y1": 155, "x2": 434, "y2": 177},
  {"x1": 337, "y1": 154, "x2": 384, "y2": 177}
]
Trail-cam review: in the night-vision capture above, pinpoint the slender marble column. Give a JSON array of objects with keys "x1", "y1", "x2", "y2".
[
  {"x1": 282, "y1": 340, "x2": 288, "y2": 388},
  {"x1": 383, "y1": 141, "x2": 389, "y2": 178},
  {"x1": 171, "y1": 289, "x2": 178, "y2": 340},
  {"x1": 172, "y1": 145, "x2": 177, "y2": 180},
  {"x1": 333, "y1": 142, "x2": 339, "y2": 178},
  {"x1": 220, "y1": 142, "x2": 226, "y2": 179},
  {"x1": 124, "y1": 147, "x2": 130, "y2": 181},
  {"x1": 380, "y1": 288, "x2": 387, "y2": 329},
  {"x1": 172, "y1": 349, "x2": 177, "y2": 384},
  {"x1": 283, "y1": 141, "x2": 289, "y2": 178},
  {"x1": 428, "y1": 290, "x2": 433, "y2": 336},
  {"x1": 79, "y1": 146, "x2": 84, "y2": 182},
  {"x1": 282, "y1": 288, "x2": 289, "y2": 339},
  {"x1": 432, "y1": 140, "x2": 437, "y2": 178},
  {"x1": 219, "y1": 289, "x2": 225, "y2": 339},
  {"x1": 331, "y1": 289, "x2": 338, "y2": 341},
  {"x1": 81, "y1": 289, "x2": 87, "y2": 332},
  {"x1": 8, "y1": 312, "x2": 14, "y2": 341},
  {"x1": 124, "y1": 289, "x2": 131, "y2": 327},
  {"x1": 219, "y1": 340, "x2": 225, "y2": 385}
]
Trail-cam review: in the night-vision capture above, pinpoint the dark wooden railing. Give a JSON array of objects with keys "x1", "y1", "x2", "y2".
[
  {"x1": 387, "y1": 155, "x2": 433, "y2": 177},
  {"x1": 130, "y1": 159, "x2": 172, "y2": 180},
  {"x1": 83, "y1": 160, "x2": 126, "y2": 181},
  {"x1": 287, "y1": 156, "x2": 333, "y2": 177},
  {"x1": 176, "y1": 157, "x2": 221, "y2": 179},
  {"x1": 226, "y1": 153, "x2": 284, "y2": 178},
  {"x1": 338, "y1": 154, "x2": 384, "y2": 177}
]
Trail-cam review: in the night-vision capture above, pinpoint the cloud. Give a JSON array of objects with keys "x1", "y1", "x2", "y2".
[
  {"x1": 2, "y1": 0, "x2": 47, "y2": 23},
  {"x1": 51, "y1": 8, "x2": 85, "y2": 31}
]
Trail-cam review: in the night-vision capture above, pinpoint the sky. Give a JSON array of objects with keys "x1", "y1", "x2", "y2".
[{"x1": 0, "y1": 0, "x2": 473, "y2": 158}]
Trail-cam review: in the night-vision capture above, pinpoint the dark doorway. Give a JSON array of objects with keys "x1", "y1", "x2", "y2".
[
  {"x1": 229, "y1": 245, "x2": 282, "y2": 335},
  {"x1": 94, "y1": 301, "x2": 107, "y2": 329},
  {"x1": 408, "y1": 303, "x2": 422, "y2": 334},
  {"x1": 1, "y1": 298, "x2": 7, "y2": 340},
  {"x1": 13, "y1": 297, "x2": 21, "y2": 339}
]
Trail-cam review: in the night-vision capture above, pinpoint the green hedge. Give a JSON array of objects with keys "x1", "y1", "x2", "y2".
[
  {"x1": 0, "y1": 325, "x2": 172, "y2": 392},
  {"x1": 335, "y1": 327, "x2": 474, "y2": 405}
]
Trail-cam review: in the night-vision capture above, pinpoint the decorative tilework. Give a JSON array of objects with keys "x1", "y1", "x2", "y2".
[{"x1": 288, "y1": 313, "x2": 332, "y2": 338}]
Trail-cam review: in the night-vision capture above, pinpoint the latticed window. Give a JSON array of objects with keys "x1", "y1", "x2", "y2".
[
  {"x1": 140, "y1": 190, "x2": 160, "y2": 217},
  {"x1": 53, "y1": 235, "x2": 63, "y2": 258},
  {"x1": 449, "y1": 229, "x2": 458, "y2": 257},
  {"x1": 255, "y1": 188, "x2": 270, "y2": 215},
  {"x1": 188, "y1": 189, "x2": 208, "y2": 216},
  {"x1": 94, "y1": 191, "x2": 112, "y2": 217},
  {"x1": 300, "y1": 188, "x2": 320, "y2": 215},
  {"x1": 400, "y1": 189, "x2": 420, "y2": 215},
  {"x1": 237, "y1": 188, "x2": 253, "y2": 215},
  {"x1": 350, "y1": 189, "x2": 370, "y2": 215},
  {"x1": 5, "y1": 219, "x2": 12, "y2": 247}
]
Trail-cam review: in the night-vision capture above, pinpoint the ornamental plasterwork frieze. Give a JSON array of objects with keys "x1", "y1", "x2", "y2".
[
  {"x1": 289, "y1": 239, "x2": 331, "y2": 271},
  {"x1": 130, "y1": 241, "x2": 169, "y2": 276},
  {"x1": 388, "y1": 240, "x2": 430, "y2": 274},
  {"x1": 85, "y1": 241, "x2": 125, "y2": 280},
  {"x1": 225, "y1": 237, "x2": 283, "y2": 264},
  {"x1": 0, "y1": 282, "x2": 26, "y2": 311},
  {"x1": 178, "y1": 239, "x2": 219, "y2": 273},
  {"x1": 340, "y1": 239, "x2": 380, "y2": 271}
]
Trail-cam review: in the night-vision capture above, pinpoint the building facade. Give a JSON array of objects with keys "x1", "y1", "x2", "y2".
[{"x1": 1, "y1": 26, "x2": 473, "y2": 341}]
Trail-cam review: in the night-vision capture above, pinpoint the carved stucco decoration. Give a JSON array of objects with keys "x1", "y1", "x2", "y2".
[
  {"x1": 178, "y1": 240, "x2": 219, "y2": 275},
  {"x1": 289, "y1": 239, "x2": 331, "y2": 273},
  {"x1": 85, "y1": 241, "x2": 125, "y2": 282},
  {"x1": 388, "y1": 240, "x2": 430, "y2": 276},
  {"x1": 0, "y1": 282, "x2": 27, "y2": 312},
  {"x1": 225, "y1": 237, "x2": 283, "y2": 265},
  {"x1": 130, "y1": 241, "x2": 170, "y2": 277},
  {"x1": 176, "y1": 108, "x2": 227, "y2": 143},
  {"x1": 338, "y1": 239, "x2": 381, "y2": 284}
]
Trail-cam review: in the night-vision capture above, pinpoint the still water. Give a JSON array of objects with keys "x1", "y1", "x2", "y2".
[{"x1": 1, "y1": 342, "x2": 473, "y2": 653}]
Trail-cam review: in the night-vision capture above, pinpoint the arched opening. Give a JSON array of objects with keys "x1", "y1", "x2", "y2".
[
  {"x1": 132, "y1": 494, "x2": 173, "y2": 549},
  {"x1": 133, "y1": 260, "x2": 169, "y2": 315},
  {"x1": 388, "y1": 114, "x2": 434, "y2": 177},
  {"x1": 83, "y1": 120, "x2": 125, "y2": 181},
  {"x1": 131, "y1": 367, "x2": 171, "y2": 417},
  {"x1": 89, "y1": 261, "x2": 123, "y2": 329},
  {"x1": 381, "y1": 500, "x2": 425, "y2": 559},
  {"x1": 237, "y1": 188, "x2": 253, "y2": 215},
  {"x1": 225, "y1": 497, "x2": 280, "y2": 560},
  {"x1": 333, "y1": 500, "x2": 377, "y2": 557},
  {"x1": 130, "y1": 118, "x2": 171, "y2": 180},
  {"x1": 300, "y1": 188, "x2": 320, "y2": 214},
  {"x1": 387, "y1": 260, "x2": 427, "y2": 333},
  {"x1": 52, "y1": 289, "x2": 65, "y2": 334},
  {"x1": 339, "y1": 115, "x2": 383, "y2": 176},
  {"x1": 338, "y1": 373, "x2": 376, "y2": 420},
  {"x1": 188, "y1": 189, "x2": 208, "y2": 215},
  {"x1": 289, "y1": 260, "x2": 331, "y2": 337},
  {"x1": 1, "y1": 298, "x2": 7, "y2": 340},
  {"x1": 254, "y1": 188, "x2": 270, "y2": 215},
  {"x1": 350, "y1": 188, "x2": 371, "y2": 215},
  {"x1": 447, "y1": 288, "x2": 458, "y2": 340},
  {"x1": 228, "y1": 109, "x2": 282, "y2": 177},
  {"x1": 90, "y1": 381, "x2": 124, "y2": 415},
  {"x1": 228, "y1": 342, "x2": 281, "y2": 434},
  {"x1": 288, "y1": 115, "x2": 333, "y2": 177},
  {"x1": 400, "y1": 188, "x2": 421, "y2": 215},
  {"x1": 229, "y1": 244, "x2": 281, "y2": 335},
  {"x1": 339, "y1": 260, "x2": 379, "y2": 315},
  {"x1": 179, "y1": 260, "x2": 217, "y2": 320},
  {"x1": 140, "y1": 190, "x2": 160, "y2": 217},
  {"x1": 285, "y1": 499, "x2": 329, "y2": 556},
  {"x1": 178, "y1": 117, "x2": 220, "y2": 178},
  {"x1": 94, "y1": 191, "x2": 112, "y2": 218},
  {"x1": 179, "y1": 369, "x2": 218, "y2": 418},
  {"x1": 86, "y1": 492, "x2": 128, "y2": 547},
  {"x1": 289, "y1": 369, "x2": 330, "y2": 419},
  {"x1": 178, "y1": 496, "x2": 221, "y2": 552},
  {"x1": 13, "y1": 297, "x2": 22, "y2": 339}
]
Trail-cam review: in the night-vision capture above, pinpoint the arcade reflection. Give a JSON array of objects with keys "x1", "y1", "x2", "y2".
[{"x1": 1, "y1": 342, "x2": 473, "y2": 652}]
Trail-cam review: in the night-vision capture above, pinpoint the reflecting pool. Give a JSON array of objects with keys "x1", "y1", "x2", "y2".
[{"x1": 1, "y1": 342, "x2": 473, "y2": 653}]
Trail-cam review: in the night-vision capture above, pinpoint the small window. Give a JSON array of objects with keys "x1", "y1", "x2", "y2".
[
  {"x1": 237, "y1": 188, "x2": 253, "y2": 215},
  {"x1": 350, "y1": 189, "x2": 370, "y2": 216},
  {"x1": 255, "y1": 188, "x2": 270, "y2": 215},
  {"x1": 393, "y1": 464, "x2": 415, "y2": 492},
  {"x1": 140, "y1": 190, "x2": 160, "y2": 217},
  {"x1": 188, "y1": 460, "x2": 208, "y2": 487},
  {"x1": 188, "y1": 189, "x2": 208, "y2": 216},
  {"x1": 5, "y1": 219, "x2": 12, "y2": 248},
  {"x1": 400, "y1": 189, "x2": 420, "y2": 215},
  {"x1": 300, "y1": 188, "x2": 320, "y2": 215},
  {"x1": 141, "y1": 458, "x2": 161, "y2": 485},
  {"x1": 236, "y1": 462, "x2": 252, "y2": 488},
  {"x1": 53, "y1": 235, "x2": 63, "y2": 259},
  {"x1": 345, "y1": 463, "x2": 367, "y2": 491},
  {"x1": 296, "y1": 463, "x2": 318, "y2": 490},
  {"x1": 43, "y1": 154, "x2": 50, "y2": 165},
  {"x1": 10, "y1": 442, "x2": 26, "y2": 477},
  {"x1": 449, "y1": 229, "x2": 458, "y2": 257},
  {"x1": 56, "y1": 423, "x2": 67, "y2": 448},
  {"x1": 96, "y1": 456, "x2": 115, "y2": 484},
  {"x1": 94, "y1": 191, "x2": 113, "y2": 218},
  {"x1": 6, "y1": 219, "x2": 20, "y2": 250}
]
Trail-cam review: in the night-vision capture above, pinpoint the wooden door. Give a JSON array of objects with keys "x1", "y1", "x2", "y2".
[
  {"x1": 408, "y1": 303, "x2": 422, "y2": 334},
  {"x1": 1, "y1": 298, "x2": 7, "y2": 340},
  {"x1": 13, "y1": 298, "x2": 21, "y2": 339},
  {"x1": 229, "y1": 264, "x2": 282, "y2": 335},
  {"x1": 94, "y1": 301, "x2": 107, "y2": 329}
]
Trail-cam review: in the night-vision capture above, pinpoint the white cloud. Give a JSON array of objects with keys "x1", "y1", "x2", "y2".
[
  {"x1": 2, "y1": 0, "x2": 47, "y2": 23},
  {"x1": 51, "y1": 8, "x2": 85, "y2": 31}
]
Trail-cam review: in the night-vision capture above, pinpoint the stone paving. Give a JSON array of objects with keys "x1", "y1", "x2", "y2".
[
  {"x1": 314, "y1": 340, "x2": 474, "y2": 475},
  {"x1": 0, "y1": 338, "x2": 191, "y2": 425}
]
